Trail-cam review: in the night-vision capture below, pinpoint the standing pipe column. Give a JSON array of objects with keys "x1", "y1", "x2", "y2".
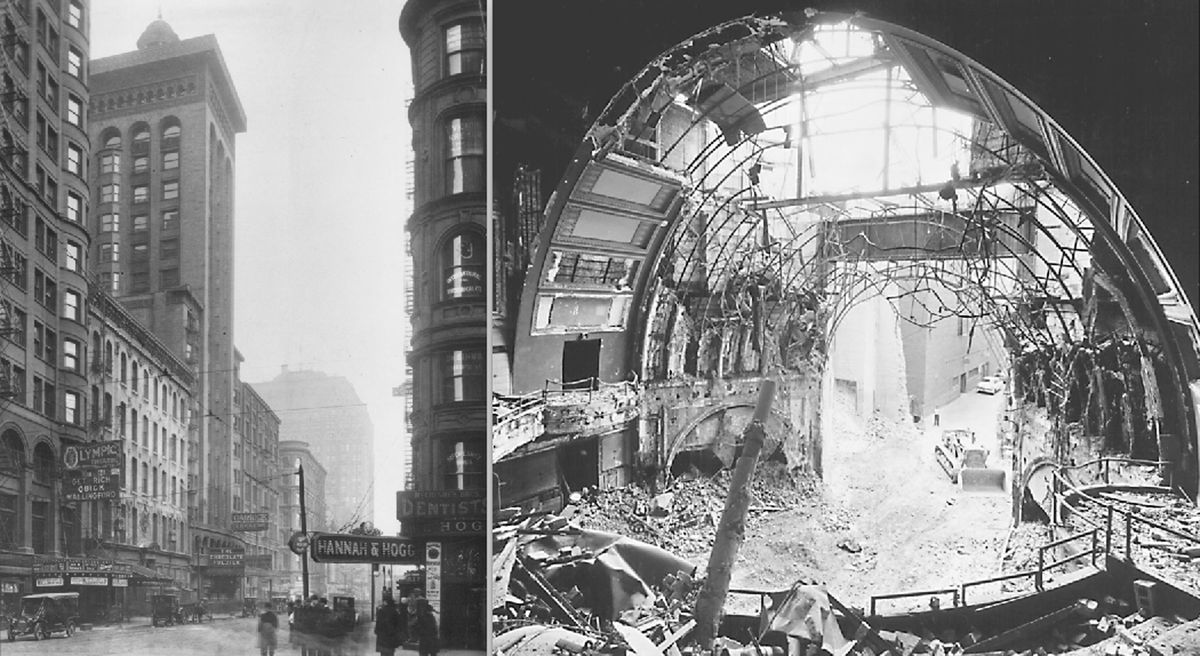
[
  {"x1": 299, "y1": 464, "x2": 310, "y2": 600},
  {"x1": 693, "y1": 380, "x2": 776, "y2": 650}
]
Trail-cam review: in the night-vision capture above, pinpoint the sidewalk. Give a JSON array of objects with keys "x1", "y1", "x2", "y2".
[{"x1": 89, "y1": 612, "x2": 241, "y2": 631}]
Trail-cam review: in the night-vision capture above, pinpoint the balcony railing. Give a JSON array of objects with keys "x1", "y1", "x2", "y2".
[
  {"x1": 493, "y1": 392, "x2": 545, "y2": 461},
  {"x1": 493, "y1": 378, "x2": 641, "y2": 460},
  {"x1": 542, "y1": 378, "x2": 639, "y2": 435}
]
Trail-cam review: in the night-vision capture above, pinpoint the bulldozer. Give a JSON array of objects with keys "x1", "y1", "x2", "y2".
[{"x1": 934, "y1": 429, "x2": 1007, "y2": 492}]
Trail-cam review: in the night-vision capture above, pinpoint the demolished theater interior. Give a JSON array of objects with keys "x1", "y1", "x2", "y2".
[{"x1": 493, "y1": 8, "x2": 1200, "y2": 656}]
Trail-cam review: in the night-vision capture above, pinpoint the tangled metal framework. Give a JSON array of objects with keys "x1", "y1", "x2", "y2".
[{"x1": 516, "y1": 12, "x2": 1199, "y2": 491}]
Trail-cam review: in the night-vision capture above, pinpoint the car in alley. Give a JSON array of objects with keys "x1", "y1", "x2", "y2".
[{"x1": 976, "y1": 375, "x2": 1005, "y2": 395}]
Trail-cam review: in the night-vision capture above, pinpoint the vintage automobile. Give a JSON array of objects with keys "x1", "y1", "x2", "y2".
[
  {"x1": 292, "y1": 596, "x2": 357, "y2": 638},
  {"x1": 331, "y1": 596, "x2": 359, "y2": 628},
  {"x1": 151, "y1": 594, "x2": 185, "y2": 627},
  {"x1": 242, "y1": 596, "x2": 259, "y2": 617},
  {"x1": 7, "y1": 592, "x2": 79, "y2": 641}
]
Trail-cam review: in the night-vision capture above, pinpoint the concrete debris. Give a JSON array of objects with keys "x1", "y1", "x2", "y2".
[
  {"x1": 1065, "y1": 490, "x2": 1200, "y2": 593},
  {"x1": 494, "y1": 508, "x2": 899, "y2": 656},
  {"x1": 571, "y1": 462, "x2": 819, "y2": 558},
  {"x1": 651, "y1": 493, "x2": 676, "y2": 517},
  {"x1": 838, "y1": 538, "x2": 864, "y2": 554}
]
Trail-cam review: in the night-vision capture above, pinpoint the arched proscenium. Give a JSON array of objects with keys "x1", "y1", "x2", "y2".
[{"x1": 512, "y1": 12, "x2": 1200, "y2": 494}]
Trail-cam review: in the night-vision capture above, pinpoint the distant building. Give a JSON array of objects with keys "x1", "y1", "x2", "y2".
[
  {"x1": 250, "y1": 368, "x2": 374, "y2": 531},
  {"x1": 278, "y1": 440, "x2": 327, "y2": 597},
  {"x1": 399, "y1": 0, "x2": 486, "y2": 648},
  {"x1": 233, "y1": 381, "x2": 284, "y2": 600},
  {"x1": 251, "y1": 367, "x2": 373, "y2": 599},
  {"x1": 87, "y1": 18, "x2": 247, "y2": 571}
]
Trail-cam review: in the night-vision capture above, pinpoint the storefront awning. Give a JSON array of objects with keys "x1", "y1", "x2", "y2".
[{"x1": 129, "y1": 563, "x2": 172, "y2": 585}]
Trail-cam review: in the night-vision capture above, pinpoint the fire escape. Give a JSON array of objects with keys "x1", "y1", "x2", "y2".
[{"x1": 0, "y1": 7, "x2": 31, "y2": 406}]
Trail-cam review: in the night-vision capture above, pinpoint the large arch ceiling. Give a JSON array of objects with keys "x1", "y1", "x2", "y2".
[{"x1": 512, "y1": 12, "x2": 1200, "y2": 489}]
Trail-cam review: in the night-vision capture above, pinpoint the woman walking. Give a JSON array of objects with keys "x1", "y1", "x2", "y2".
[{"x1": 257, "y1": 602, "x2": 279, "y2": 656}]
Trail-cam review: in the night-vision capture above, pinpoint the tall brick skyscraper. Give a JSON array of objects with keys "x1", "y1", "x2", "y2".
[
  {"x1": 0, "y1": 0, "x2": 93, "y2": 600},
  {"x1": 86, "y1": 18, "x2": 247, "y2": 591}
]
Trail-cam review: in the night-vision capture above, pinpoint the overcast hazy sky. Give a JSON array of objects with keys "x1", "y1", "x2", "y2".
[{"x1": 90, "y1": 0, "x2": 412, "y2": 534}]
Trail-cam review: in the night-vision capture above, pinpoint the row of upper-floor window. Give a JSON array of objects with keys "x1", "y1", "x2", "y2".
[
  {"x1": 97, "y1": 178, "x2": 180, "y2": 205},
  {"x1": 1, "y1": 141, "x2": 88, "y2": 225},
  {"x1": 98, "y1": 149, "x2": 181, "y2": 177},
  {"x1": 6, "y1": 0, "x2": 85, "y2": 26},
  {"x1": 125, "y1": 457, "x2": 184, "y2": 507},
  {"x1": 0, "y1": 242, "x2": 85, "y2": 315},
  {"x1": 116, "y1": 504, "x2": 186, "y2": 552},
  {"x1": 92, "y1": 336, "x2": 190, "y2": 422},
  {"x1": 97, "y1": 208, "x2": 179, "y2": 235},
  {"x1": 3, "y1": 15, "x2": 87, "y2": 92},
  {"x1": 0, "y1": 355, "x2": 84, "y2": 424},
  {"x1": 2, "y1": 206, "x2": 88, "y2": 280},
  {"x1": 97, "y1": 268, "x2": 187, "y2": 297},
  {"x1": 99, "y1": 123, "x2": 182, "y2": 152},
  {"x1": 2, "y1": 69, "x2": 86, "y2": 130},
  {"x1": 97, "y1": 239, "x2": 180, "y2": 264},
  {"x1": 0, "y1": 318, "x2": 189, "y2": 420},
  {"x1": 116, "y1": 408, "x2": 184, "y2": 463}
]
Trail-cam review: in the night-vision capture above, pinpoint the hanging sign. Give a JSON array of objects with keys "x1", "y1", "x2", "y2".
[{"x1": 309, "y1": 533, "x2": 420, "y2": 564}]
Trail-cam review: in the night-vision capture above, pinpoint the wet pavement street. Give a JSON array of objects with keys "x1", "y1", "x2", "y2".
[{"x1": 1, "y1": 615, "x2": 486, "y2": 656}]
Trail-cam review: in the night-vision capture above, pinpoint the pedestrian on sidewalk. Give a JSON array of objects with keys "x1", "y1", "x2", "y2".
[
  {"x1": 414, "y1": 598, "x2": 439, "y2": 656},
  {"x1": 257, "y1": 602, "x2": 279, "y2": 656},
  {"x1": 374, "y1": 592, "x2": 403, "y2": 656}
]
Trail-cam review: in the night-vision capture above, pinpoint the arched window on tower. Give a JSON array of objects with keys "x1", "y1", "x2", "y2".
[
  {"x1": 131, "y1": 123, "x2": 150, "y2": 154},
  {"x1": 161, "y1": 118, "x2": 181, "y2": 170},
  {"x1": 440, "y1": 230, "x2": 485, "y2": 300}
]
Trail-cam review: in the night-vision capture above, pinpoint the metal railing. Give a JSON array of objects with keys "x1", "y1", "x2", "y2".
[
  {"x1": 870, "y1": 525, "x2": 1103, "y2": 615},
  {"x1": 869, "y1": 587, "x2": 959, "y2": 617},
  {"x1": 868, "y1": 456, "x2": 1172, "y2": 616},
  {"x1": 1034, "y1": 528, "x2": 1100, "y2": 592}
]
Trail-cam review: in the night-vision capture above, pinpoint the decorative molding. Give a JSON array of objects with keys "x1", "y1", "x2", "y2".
[{"x1": 89, "y1": 76, "x2": 199, "y2": 117}]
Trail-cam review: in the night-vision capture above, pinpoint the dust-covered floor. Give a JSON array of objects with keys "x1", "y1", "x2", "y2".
[{"x1": 573, "y1": 396, "x2": 1014, "y2": 613}]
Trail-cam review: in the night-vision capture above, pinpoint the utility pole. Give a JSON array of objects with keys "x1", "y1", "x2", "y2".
[{"x1": 299, "y1": 464, "x2": 310, "y2": 600}]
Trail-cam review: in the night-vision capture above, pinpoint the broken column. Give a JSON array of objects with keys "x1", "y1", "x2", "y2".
[{"x1": 693, "y1": 379, "x2": 776, "y2": 650}]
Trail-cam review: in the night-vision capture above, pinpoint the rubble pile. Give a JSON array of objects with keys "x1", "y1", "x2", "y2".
[
  {"x1": 571, "y1": 463, "x2": 821, "y2": 558},
  {"x1": 1066, "y1": 491, "x2": 1200, "y2": 593},
  {"x1": 494, "y1": 510, "x2": 909, "y2": 656},
  {"x1": 1000, "y1": 523, "x2": 1057, "y2": 593}
]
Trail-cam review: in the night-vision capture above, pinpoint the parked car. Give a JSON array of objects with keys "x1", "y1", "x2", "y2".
[
  {"x1": 976, "y1": 375, "x2": 1004, "y2": 395},
  {"x1": 7, "y1": 592, "x2": 79, "y2": 641}
]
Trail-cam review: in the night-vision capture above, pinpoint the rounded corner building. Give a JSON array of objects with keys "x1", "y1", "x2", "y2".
[{"x1": 398, "y1": 0, "x2": 486, "y2": 649}]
